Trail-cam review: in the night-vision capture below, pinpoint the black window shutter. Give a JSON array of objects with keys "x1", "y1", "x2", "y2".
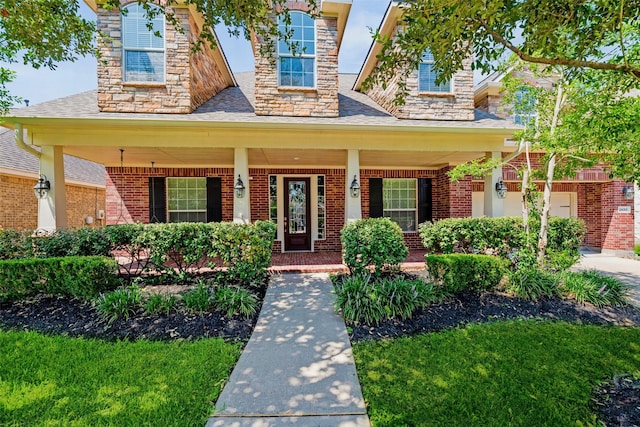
[
  {"x1": 206, "y1": 177, "x2": 223, "y2": 222},
  {"x1": 369, "y1": 178, "x2": 383, "y2": 218},
  {"x1": 148, "y1": 177, "x2": 166, "y2": 223},
  {"x1": 418, "y1": 178, "x2": 432, "y2": 224}
]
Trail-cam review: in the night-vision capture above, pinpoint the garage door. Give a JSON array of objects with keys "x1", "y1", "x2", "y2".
[{"x1": 472, "y1": 192, "x2": 575, "y2": 218}]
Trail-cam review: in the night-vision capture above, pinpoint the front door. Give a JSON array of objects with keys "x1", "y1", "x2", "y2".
[{"x1": 284, "y1": 177, "x2": 311, "y2": 251}]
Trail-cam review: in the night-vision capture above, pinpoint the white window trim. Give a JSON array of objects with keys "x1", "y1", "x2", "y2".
[
  {"x1": 277, "y1": 11, "x2": 316, "y2": 89},
  {"x1": 418, "y1": 55, "x2": 453, "y2": 94},
  {"x1": 121, "y1": 3, "x2": 166, "y2": 84},
  {"x1": 382, "y1": 178, "x2": 419, "y2": 233},
  {"x1": 166, "y1": 177, "x2": 207, "y2": 223}
]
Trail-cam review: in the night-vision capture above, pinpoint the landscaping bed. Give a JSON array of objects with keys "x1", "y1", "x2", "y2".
[{"x1": 347, "y1": 289, "x2": 640, "y2": 342}]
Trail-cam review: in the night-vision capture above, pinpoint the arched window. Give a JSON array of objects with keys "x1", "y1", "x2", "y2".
[
  {"x1": 277, "y1": 12, "x2": 315, "y2": 88},
  {"x1": 122, "y1": 3, "x2": 165, "y2": 83},
  {"x1": 418, "y1": 50, "x2": 451, "y2": 93}
]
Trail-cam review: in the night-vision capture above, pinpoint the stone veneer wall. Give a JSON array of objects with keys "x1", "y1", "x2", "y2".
[
  {"x1": 97, "y1": 6, "x2": 228, "y2": 113},
  {"x1": 364, "y1": 30, "x2": 474, "y2": 120},
  {"x1": 0, "y1": 173, "x2": 105, "y2": 230},
  {"x1": 105, "y1": 167, "x2": 234, "y2": 224},
  {"x1": 253, "y1": 2, "x2": 339, "y2": 117}
]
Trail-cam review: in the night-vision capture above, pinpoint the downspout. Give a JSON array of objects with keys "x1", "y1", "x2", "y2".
[{"x1": 14, "y1": 124, "x2": 41, "y2": 158}]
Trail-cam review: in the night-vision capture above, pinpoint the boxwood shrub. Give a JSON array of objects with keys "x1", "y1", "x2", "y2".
[
  {"x1": 0, "y1": 256, "x2": 120, "y2": 301},
  {"x1": 341, "y1": 218, "x2": 409, "y2": 276},
  {"x1": 419, "y1": 216, "x2": 586, "y2": 269},
  {"x1": 425, "y1": 254, "x2": 508, "y2": 293}
]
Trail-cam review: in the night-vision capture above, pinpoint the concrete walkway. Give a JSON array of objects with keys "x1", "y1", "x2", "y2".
[
  {"x1": 207, "y1": 273, "x2": 370, "y2": 427},
  {"x1": 572, "y1": 252, "x2": 640, "y2": 306}
]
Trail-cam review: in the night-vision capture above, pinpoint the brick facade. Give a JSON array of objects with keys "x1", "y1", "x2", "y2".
[
  {"x1": 105, "y1": 167, "x2": 234, "y2": 224},
  {"x1": 0, "y1": 173, "x2": 105, "y2": 230},
  {"x1": 97, "y1": 5, "x2": 229, "y2": 113},
  {"x1": 253, "y1": 6, "x2": 340, "y2": 117}
]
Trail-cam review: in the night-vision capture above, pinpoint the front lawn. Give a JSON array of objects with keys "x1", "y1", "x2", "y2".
[
  {"x1": 0, "y1": 331, "x2": 240, "y2": 426},
  {"x1": 354, "y1": 321, "x2": 640, "y2": 426}
]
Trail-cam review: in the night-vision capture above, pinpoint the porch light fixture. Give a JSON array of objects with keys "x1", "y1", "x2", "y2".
[
  {"x1": 234, "y1": 175, "x2": 246, "y2": 198},
  {"x1": 33, "y1": 174, "x2": 51, "y2": 199},
  {"x1": 349, "y1": 175, "x2": 360, "y2": 198},
  {"x1": 622, "y1": 185, "x2": 634, "y2": 200},
  {"x1": 495, "y1": 178, "x2": 508, "y2": 199}
]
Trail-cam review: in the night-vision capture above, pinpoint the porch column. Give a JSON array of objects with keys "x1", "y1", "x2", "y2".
[
  {"x1": 345, "y1": 149, "x2": 362, "y2": 223},
  {"x1": 484, "y1": 151, "x2": 504, "y2": 217},
  {"x1": 38, "y1": 145, "x2": 67, "y2": 231},
  {"x1": 233, "y1": 148, "x2": 250, "y2": 224}
]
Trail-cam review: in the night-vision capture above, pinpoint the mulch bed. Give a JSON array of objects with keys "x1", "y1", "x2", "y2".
[{"x1": 2, "y1": 277, "x2": 639, "y2": 426}]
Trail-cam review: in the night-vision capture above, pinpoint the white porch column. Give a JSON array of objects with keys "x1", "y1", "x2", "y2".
[
  {"x1": 484, "y1": 151, "x2": 504, "y2": 217},
  {"x1": 38, "y1": 146, "x2": 67, "y2": 231},
  {"x1": 233, "y1": 148, "x2": 250, "y2": 224},
  {"x1": 345, "y1": 149, "x2": 362, "y2": 223}
]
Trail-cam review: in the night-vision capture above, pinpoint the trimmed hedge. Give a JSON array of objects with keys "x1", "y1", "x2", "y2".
[
  {"x1": 0, "y1": 222, "x2": 277, "y2": 285},
  {"x1": 419, "y1": 216, "x2": 586, "y2": 269},
  {"x1": 341, "y1": 218, "x2": 409, "y2": 276},
  {"x1": 0, "y1": 256, "x2": 120, "y2": 301},
  {"x1": 425, "y1": 254, "x2": 508, "y2": 293}
]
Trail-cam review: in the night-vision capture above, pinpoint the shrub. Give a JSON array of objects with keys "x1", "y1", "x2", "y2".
[
  {"x1": 210, "y1": 221, "x2": 276, "y2": 286},
  {"x1": 136, "y1": 222, "x2": 211, "y2": 280},
  {"x1": 635, "y1": 244, "x2": 640, "y2": 256},
  {"x1": 104, "y1": 223, "x2": 149, "y2": 277},
  {"x1": 559, "y1": 270, "x2": 629, "y2": 307},
  {"x1": 419, "y1": 216, "x2": 586, "y2": 270},
  {"x1": 182, "y1": 282, "x2": 214, "y2": 314},
  {"x1": 0, "y1": 256, "x2": 120, "y2": 301},
  {"x1": 341, "y1": 218, "x2": 409, "y2": 277},
  {"x1": 505, "y1": 267, "x2": 560, "y2": 300},
  {"x1": 213, "y1": 286, "x2": 258, "y2": 318},
  {"x1": 424, "y1": 254, "x2": 508, "y2": 293},
  {"x1": 0, "y1": 229, "x2": 32, "y2": 260},
  {"x1": 94, "y1": 285, "x2": 143, "y2": 323},
  {"x1": 144, "y1": 293, "x2": 178, "y2": 315},
  {"x1": 333, "y1": 274, "x2": 437, "y2": 325}
]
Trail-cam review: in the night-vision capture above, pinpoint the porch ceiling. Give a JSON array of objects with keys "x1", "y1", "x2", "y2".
[{"x1": 62, "y1": 146, "x2": 488, "y2": 169}]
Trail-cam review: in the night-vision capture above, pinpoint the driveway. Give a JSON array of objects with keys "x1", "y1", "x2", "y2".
[{"x1": 572, "y1": 252, "x2": 640, "y2": 306}]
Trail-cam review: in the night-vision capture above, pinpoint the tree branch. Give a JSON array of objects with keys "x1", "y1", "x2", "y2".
[{"x1": 478, "y1": 19, "x2": 640, "y2": 79}]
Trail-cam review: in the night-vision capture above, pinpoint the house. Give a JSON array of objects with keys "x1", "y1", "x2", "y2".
[
  {"x1": 0, "y1": 1, "x2": 634, "y2": 254},
  {"x1": 474, "y1": 69, "x2": 636, "y2": 253},
  {"x1": 0, "y1": 128, "x2": 105, "y2": 230}
]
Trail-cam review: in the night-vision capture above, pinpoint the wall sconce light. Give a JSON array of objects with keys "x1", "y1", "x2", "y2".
[
  {"x1": 33, "y1": 174, "x2": 51, "y2": 199},
  {"x1": 622, "y1": 185, "x2": 634, "y2": 200},
  {"x1": 349, "y1": 175, "x2": 360, "y2": 198},
  {"x1": 234, "y1": 175, "x2": 246, "y2": 198},
  {"x1": 495, "y1": 178, "x2": 508, "y2": 199}
]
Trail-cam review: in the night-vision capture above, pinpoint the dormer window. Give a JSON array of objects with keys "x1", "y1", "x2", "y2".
[
  {"x1": 277, "y1": 12, "x2": 315, "y2": 88},
  {"x1": 418, "y1": 50, "x2": 451, "y2": 93},
  {"x1": 122, "y1": 3, "x2": 165, "y2": 83}
]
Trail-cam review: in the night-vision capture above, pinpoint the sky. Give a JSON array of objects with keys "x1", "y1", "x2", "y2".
[{"x1": 6, "y1": 0, "x2": 391, "y2": 107}]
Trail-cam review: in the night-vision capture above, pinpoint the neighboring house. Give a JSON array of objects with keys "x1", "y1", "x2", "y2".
[
  {"x1": 0, "y1": 1, "x2": 634, "y2": 254},
  {"x1": 0, "y1": 128, "x2": 106, "y2": 230}
]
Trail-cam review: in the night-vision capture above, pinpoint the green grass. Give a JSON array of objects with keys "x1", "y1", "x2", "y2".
[
  {"x1": 353, "y1": 322, "x2": 640, "y2": 426},
  {"x1": 0, "y1": 331, "x2": 241, "y2": 426}
]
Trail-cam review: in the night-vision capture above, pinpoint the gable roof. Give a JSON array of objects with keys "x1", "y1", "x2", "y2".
[{"x1": 0, "y1": 128, "x2": 105, "y2": 186}]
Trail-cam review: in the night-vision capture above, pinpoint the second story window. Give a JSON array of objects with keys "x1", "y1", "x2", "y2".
[
  {"x1": 418, "y1": 50, "x2": 451, "y2": 93},
  {"x1": 278, "y1": 12, "x2": 315, "y2": 88},
  {"x1": 513, "y1": 88, "x2": 537, "y2": 126},
  {"x1": 122, "y1": 3, "x2": 165, "y2": 83}
]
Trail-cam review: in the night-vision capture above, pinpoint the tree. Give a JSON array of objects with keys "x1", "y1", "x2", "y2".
[
  {"x1": 364, "y1": 0, "x2": 640, "y2": 102},
  {"x1": 0, "y1": 0, "x2": 318, "y2": 113},
  {"x1": 450, "y1": 60, "x2": 640, "y2": 265}
]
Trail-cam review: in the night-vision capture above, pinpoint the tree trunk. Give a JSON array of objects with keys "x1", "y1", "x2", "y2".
[
  {"x1": 521, "y1": 140, "x2": 532, "y2": 246},
  {"x1": 537, "y1": 79, "x2": 565, "y2": 265},
  {"x1": 537, "y1": 152, "x2": 556, "y2": 264}
]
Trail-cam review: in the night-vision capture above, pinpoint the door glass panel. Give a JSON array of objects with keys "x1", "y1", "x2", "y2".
[{"x1": 288, "y1": 180, "x2": 307, "y2": 234}]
